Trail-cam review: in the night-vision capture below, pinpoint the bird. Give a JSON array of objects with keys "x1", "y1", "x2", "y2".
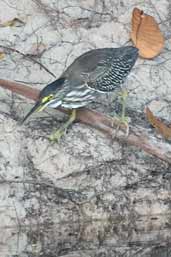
[{"x1": 22, "y1": 46, "x2": 138, "y2": 141}]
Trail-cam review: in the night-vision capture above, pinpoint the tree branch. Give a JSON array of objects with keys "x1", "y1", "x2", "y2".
[
  {"x1": 0, "y1": 78, "x2": 171, "y2": 164},
  {"x1": 0, "y1": 178, "x2": 86, "y2": 202}
]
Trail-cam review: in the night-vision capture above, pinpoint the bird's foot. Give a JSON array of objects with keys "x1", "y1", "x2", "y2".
[
  {"x1": 111, "y1": 116, "x2": 130, "y2": 139},
  {"x1": 49, "y1": 127, "x2": 66, "y2": 142},
  {"x1": 49, "y1": 109, "x2": 76, "y2": 142},
  {"x1": 119, "y1": 115, "x2": 130, "y2": 137}
]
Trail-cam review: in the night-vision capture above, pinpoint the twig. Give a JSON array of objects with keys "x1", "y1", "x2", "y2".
[
  {"x1": 0, "y1": 178, "x2": 86, "y2": 202},
  {"x1": 0, "y1": 79, "x2": 171, "y2": 164},
  {"x1": 0, "y1": 45, "x2": 56, "y2": 78}
]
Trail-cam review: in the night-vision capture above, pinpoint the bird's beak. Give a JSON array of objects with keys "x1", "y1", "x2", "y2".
[{"x1": 21, "y1": 100, "x2": 46, "y2": 124}]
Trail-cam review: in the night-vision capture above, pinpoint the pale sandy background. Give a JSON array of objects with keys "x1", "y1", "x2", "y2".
[{"x1": 0, "y1": 0, "x2": 171, "y2": 256}]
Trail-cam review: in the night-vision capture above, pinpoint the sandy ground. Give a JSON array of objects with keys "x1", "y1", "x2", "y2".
[{"x1": 0, "y1": 0, "x2": 171, "y2": 256}]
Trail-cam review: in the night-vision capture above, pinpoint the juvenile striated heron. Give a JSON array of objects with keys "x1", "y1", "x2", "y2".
[{"x1": 22, "y1": 46, "x2": 138, "y2": 141}]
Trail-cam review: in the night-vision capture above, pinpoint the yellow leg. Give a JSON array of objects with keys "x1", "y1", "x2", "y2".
[
  {"x1": 120, "y1": 90, "x2": 128, "y2": 123},
  {"x1": 120, "y1": 90, "x2": 129, "y2": 135},
  {"x1": 49, "y1": 109, "x2": 76, "y2": 142},
  {"x1": 112, "y1": 90, "x2": 129, "y2": 136}
]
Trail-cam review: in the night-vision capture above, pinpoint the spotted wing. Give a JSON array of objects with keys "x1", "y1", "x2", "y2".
[
  {"x1": 62, "y1": 46, "x2": 138, "y2": 92},
  {"x1": 62, "y1": 48, "x2": 115, "y2": 83}
]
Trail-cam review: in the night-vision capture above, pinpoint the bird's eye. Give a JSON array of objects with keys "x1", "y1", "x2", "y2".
[{"x1": 42, "y1": 94, "x2": 53, "y2": 103}]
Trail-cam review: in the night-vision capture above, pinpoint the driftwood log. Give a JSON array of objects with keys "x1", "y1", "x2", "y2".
[{"x1": 0, "y1": 78, "x2": 171, "y2": 164}]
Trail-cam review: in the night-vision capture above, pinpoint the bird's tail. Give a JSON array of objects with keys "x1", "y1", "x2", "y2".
[{"x1": 122, "y1": 46, "x2": 139, "y2": 64}]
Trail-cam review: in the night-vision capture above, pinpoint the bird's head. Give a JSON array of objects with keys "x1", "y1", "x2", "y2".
[{"x1": 22, "y1": 77, "x2": 65, "y2": 123}]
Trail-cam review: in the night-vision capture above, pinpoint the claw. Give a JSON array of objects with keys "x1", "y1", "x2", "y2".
[
  {"x1": 49, "y1": 128, "x2": 66, "y2": 142},
  {"x1": 111, "y1": 118, "x2": 130, "y2": 139},
  {"x1": 49, "y1": 109, "x2": 76, "y2": 142},
  {"x1": 123, "y1": 120, "x2": 129, "y2": 137}
]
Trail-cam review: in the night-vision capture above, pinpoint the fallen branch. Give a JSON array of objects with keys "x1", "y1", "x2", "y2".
[{"x1": 0, "y1": 78, "x2": 171, "y2": 164}]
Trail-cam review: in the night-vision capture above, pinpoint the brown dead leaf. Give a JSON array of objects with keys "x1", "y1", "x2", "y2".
[
  {"x1": 131, "y1": 8, "x2": 164, "y2": 58},
  {"x1": 0, "y1": 18, "x2": 25, "y2": 27},
  {"x1": 146, "y1": 107, "x2": 171, "y2": 140},
  {"x1": 0, "y1": 52, "x2": 5, "y2": 60}
]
